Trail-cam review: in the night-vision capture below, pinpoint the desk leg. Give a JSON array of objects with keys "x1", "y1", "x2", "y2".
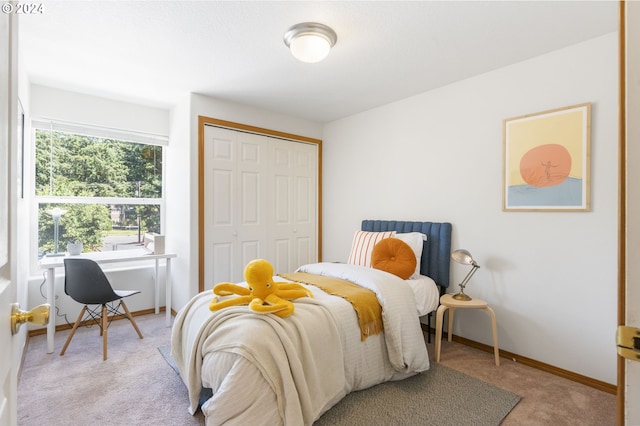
[
  {"x1": 434, "y1": 305, "x2": 448, "y2": 363},
  {"x1": 154, "y1": 259, "x2": 160, "y2": 315},
  {"x1": 484, "y1": 306, "x2": 500, "y2": 366},
  {"x1": 46, "y1": 267, "x2": 55, "y2": 354},
  {"x1": 165, "y1": 258, "x2": 172, "y2": 327}
]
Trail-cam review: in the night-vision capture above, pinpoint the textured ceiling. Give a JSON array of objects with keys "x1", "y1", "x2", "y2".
[{"x1": 19, "y1": 1, "x2": 618, "y2": 123}]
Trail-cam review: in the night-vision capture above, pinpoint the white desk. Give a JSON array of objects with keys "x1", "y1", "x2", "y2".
[{"x1": 39, "y1": 249, "x2": 177, "y2": 354}]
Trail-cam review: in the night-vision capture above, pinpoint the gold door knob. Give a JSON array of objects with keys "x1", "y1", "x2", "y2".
[{"x1": 10, "y1": 303, "x2": 50, "y2": 335}]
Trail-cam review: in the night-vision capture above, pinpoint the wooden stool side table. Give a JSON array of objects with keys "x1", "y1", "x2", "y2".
[{"x1": 434, "y1": 293, "x2": 500, "y2": 366}]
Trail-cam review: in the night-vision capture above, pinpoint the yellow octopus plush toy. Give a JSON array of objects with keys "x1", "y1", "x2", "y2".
[{"x1": 209, "y1": 259, "x2": 312, "y2": 317}]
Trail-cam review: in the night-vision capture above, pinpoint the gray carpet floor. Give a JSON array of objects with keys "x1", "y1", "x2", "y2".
[
  {"x1": 18, "y1": 313, "x2": 204, "y2": 426},
  {"x1": 19, "y1": 313, "x2": 615, "y2": 425}
]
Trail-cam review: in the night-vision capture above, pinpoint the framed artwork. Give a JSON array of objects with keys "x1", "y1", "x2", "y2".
[{"x1": 503, "y1": 103, "x2": 591, "y2": 212}]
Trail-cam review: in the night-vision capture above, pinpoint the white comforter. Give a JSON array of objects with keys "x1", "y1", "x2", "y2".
[{"x1": 171, "y1": 262, "x2": 430, "y2": 426}]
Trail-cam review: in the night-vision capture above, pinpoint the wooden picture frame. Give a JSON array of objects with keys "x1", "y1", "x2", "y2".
[{"x1": 503, "y1": 103, "x2": 591, "y2": 212}]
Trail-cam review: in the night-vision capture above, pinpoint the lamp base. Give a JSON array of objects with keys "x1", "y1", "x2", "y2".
[{"x1": 452, "y1": 292, "x2": 472, "y2": 301}]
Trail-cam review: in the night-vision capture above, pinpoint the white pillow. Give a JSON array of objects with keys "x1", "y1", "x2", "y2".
[
  {"x1": 347, "y1": 230, "x2": 396, "y2": 267},
  {"x1": 395, "y1": 232, "x2": 427, "y2": 278},
  {"x1": 406, "y1": 274, "x2": 439, "y2": 316}
]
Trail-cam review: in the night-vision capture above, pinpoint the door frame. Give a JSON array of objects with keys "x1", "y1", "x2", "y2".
[
  {"x1": 618, "y1": 1, "x2": 640, "y2": 424},
  {"x1": 617, "y1": 4, "x2": 625, "y2": 424},
  {"x1": 1, "y1": 8, "x2": 20, "y2": 426}
]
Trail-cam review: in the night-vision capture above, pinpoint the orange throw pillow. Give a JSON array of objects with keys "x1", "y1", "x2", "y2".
[{"x1": 370, "y1": 238, "x2": 417, "y2": 280}]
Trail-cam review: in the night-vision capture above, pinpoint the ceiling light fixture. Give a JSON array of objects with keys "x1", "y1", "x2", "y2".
[{"x1": 283, "y1": 22, "x2": 337, "y2": 63}]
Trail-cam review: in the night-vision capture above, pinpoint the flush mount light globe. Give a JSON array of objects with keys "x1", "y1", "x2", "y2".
[{"x1": 283, "y1": 22, "x2": 337, "y2": 63}]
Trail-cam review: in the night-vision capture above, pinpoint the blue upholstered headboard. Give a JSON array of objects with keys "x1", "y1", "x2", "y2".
[{"x1": 361, "y1": 220, "x2": 452, "y2": 289}]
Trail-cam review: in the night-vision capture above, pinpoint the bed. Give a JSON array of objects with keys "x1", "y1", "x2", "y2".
[{"x1": 171, "y1": 220, "x2": 452, "y2": 425}]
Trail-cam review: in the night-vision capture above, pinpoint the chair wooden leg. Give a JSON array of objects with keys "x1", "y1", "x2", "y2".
[
  {"x1": 62, "y1": 301, "x2": 142, "y2": 361},
  {"x1": 102, "y1": 304, "x2": 108, "y2": 361},
  {"x1": 60, "y1": 306, "x2": 87, "y2": 356},
  {"x1": 120, "y1": 300, "x2": 143, "y2": 339}
]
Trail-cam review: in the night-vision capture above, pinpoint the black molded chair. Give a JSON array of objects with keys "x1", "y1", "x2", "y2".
[{"x1": 60, "y1": 258, "x2": 143, "y2": 360}]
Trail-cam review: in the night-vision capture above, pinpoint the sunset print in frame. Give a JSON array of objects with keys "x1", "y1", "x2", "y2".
[{"x1": 503, "y1": 103, "x2": 591, "y2": 212}]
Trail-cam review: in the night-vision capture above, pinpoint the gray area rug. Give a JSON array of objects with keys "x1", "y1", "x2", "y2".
[
  {"x1": 159, "y1": 345, "x2": 521, "y2": 426},
  {"x1": 158, "y1": 344, "x2": 179, "y2": 374}
]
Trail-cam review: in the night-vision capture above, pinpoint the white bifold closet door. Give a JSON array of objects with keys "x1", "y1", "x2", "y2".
[
  {"x1": 203, "y1": 125, "x2": 318, "y2": 287},
  {"x1": 269, "y1": 137, "x2": 318, "y2": 274}
]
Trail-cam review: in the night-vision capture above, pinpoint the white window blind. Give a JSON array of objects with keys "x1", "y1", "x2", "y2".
[{"x1": 32, "y1": 118, "x2": 168, "y2": 146}]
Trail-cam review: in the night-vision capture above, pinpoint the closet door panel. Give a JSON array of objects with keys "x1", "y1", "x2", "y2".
[
  {"x1": 272, "y1": 168, "x2": 293, "y2": 272},
  {"x1": 240, "y1": 171, "x2": 260, "y2": 224},
  {"x1": 211, "y1": 242, "x2": 233, "y2": 286},
  {"x1": 236, "y1": 133, "x2": 268, "y2": 273},
  {"x1": 212, "y1": 170, "x2": 233, "y2": 225},
  {"x1": 274, "y1": 174, "x2": 291, "y2": 223},
  {"x1": 268, "y1": 140, "x2": 295, "y2": 269},
  {"x1": 273, "y1": 238, "x2": 292, "y2": 274},
  {"x1": 295, "y1": 174, "x2": 315, "y2": 267},
  {"x1": 296, "y1": 176, "x2": 312, "y2": 224},
  {"x1": 268, "y1": 139, "x2": 317, "y2": 269},
  {"x1": 205, "y1": 127, "x2": 237, "y2": 285},
  {"x1": 296, "y1": 236, "x2": 312, "y2": 267},
  {"x1": 240, "y1": 239, "x2": 261, "y2": 271},
  {"x1": 291, "y1": 143, "x2": 317, "y2": 266}
]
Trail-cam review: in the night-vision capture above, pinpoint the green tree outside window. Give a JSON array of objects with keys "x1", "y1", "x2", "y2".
[{"x1": 35, "y1": 129, "x2": 163, "y2": 256}]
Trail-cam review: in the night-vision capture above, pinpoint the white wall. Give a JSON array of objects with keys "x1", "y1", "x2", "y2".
[
  {"x1": 165, "y1": 95, "x2": 192, "y2": 313},
  {"x1": 165, "y1": 93, "x2": 323, "y2": 311},
  {"x1": 322, "y1": 33, "x2": 619, "y2": 385},
  {"x1": 29, "y1": 85, "x2": 169, "y2": 136}
]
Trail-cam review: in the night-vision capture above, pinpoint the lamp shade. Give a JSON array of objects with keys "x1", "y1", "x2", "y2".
[
  {"x1": 451, "y1": 249, "x2": 476, "y2": 266},
  {"x1": 284, "y1": 22, "x2": 337, "y2": 63}
]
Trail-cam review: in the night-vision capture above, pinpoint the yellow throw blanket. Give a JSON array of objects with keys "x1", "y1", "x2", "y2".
[{"x1": 279, "y1": 272, "x2": 383, "y2": 341}]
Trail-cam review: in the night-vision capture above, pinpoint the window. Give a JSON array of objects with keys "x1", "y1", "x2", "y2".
[{"x1": 33, "y1": 120, "x2": 165, "y2": 258}]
